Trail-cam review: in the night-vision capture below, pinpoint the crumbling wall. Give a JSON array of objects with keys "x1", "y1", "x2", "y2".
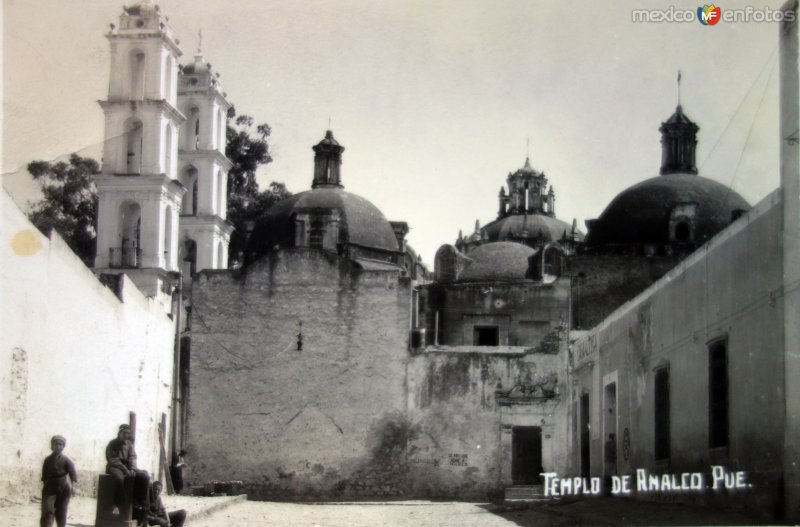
[{"x1": 405, "y1": 347, "x2": 570, "y2": 499}]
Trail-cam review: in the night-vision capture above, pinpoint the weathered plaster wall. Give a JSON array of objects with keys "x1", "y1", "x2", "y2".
[
  {"x1": 187, "y1": 249, "x2": 412, "y2": 499},
  {"x1": 571, "y1": 192, "x2": 784, "y2": 516},
  {"x1": 405, "y1": 346, "x2": 570, "y2": 499},
  {"x1": 0, "y1": 191, "x2": 176, "y2": 504},
  {"x1": 421, "y1": 278, "x2": 570, "y2": 348}
]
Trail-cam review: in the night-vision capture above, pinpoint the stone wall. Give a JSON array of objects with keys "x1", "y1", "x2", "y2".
[
  {"x1": 0, "y1": 190, "x2": 176, "y2": 504},
  {"x1": 186, "y1": 249, "x2": 412, "y2": 499}
]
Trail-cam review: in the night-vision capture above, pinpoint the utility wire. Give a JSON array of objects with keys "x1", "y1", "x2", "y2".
[{"x1": 699, "y1": 44, "x2": 778, "y2": 172}]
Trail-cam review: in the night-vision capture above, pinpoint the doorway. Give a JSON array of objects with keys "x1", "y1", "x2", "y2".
[
  {"x1": 580, "y1": 393, "x2": 591, "y2": 478},
  {"x1": 512, "y1": 426, "x2": 543, "y2": 484}
]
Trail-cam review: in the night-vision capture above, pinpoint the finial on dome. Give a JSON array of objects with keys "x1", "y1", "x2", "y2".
[{"x1": 522, "y1": 157, "x2": 533, "y2": 172}]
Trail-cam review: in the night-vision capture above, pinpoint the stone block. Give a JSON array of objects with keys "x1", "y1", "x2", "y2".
[{"x1": 95, "y1": 474, "x2": 136, "y2": 527}]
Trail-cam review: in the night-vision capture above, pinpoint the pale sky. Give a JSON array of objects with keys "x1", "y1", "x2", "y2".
[{"x1": 2, "y1": 0, "x2": 787, "y2": 265}]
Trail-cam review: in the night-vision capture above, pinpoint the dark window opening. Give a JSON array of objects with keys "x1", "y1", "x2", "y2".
[
  {"x1": 654, "y1": 367, "x2": 670, "y2": 460},
  {"x1": 474, "y1": 326, "x2": 499, "y2": 346},
  {"x1": 709, "y1": 340, "x2": 729, "y2": 449},
  {"x1": 675, "y1": 222, "x2": 691, "y2": 241},
  {"x1": 191, "y1": 180, "x2": 199, "y2": 216},
  {"x1": 580, "y1": 393, "x2": 590, "y2": 478},
  {"x1": 309, "y1": 219, "x2": 324, "y2": 249}
]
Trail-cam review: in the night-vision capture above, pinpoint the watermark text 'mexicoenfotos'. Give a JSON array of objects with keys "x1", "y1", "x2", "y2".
[{"x1": 632, "y1": 5, "x2": 795, "y2": 24}]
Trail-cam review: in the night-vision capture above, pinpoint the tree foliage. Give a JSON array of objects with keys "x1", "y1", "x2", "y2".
[
  {"x1": 225, "y1": 107, "x2": 290, "y2": 266},
  {"x1": 225, "y1": 106, "x2": 273, "y2": 198},
  {"x1": 227, "y1": 181, "x2": 292, "y2": 266},
  {"x1": 26, "y1": 154, "x2": 99, "y2": 265}
]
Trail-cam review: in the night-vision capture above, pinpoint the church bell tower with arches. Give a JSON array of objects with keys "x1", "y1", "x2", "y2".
[
  {"x1": 176, "y1": 41, "x2": 233, "y2": 275},
  {"x1": 94, "y1": 1, "x2": 232, "y2": 303}
]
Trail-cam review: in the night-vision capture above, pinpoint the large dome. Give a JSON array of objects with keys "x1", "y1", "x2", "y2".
[
  {"x1": 587, "y1": 173, "x2": 750, "y2": 246},
  {"x1": 483, "y1": 214, "x2": 579, "y2": 244},
  {"x1": 246, "y1": 187, "x2": 399, "y2": 261},
  {"x1": 458, "y1": 242, "x2": 536, "y2": 282}
]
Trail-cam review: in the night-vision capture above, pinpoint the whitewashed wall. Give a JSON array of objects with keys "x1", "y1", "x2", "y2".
[{"x1": 0, "y1": 190, "x2": 176, "y2": 503}]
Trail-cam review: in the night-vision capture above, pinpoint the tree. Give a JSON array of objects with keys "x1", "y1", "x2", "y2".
[
  {"x1": 227, "y1": 181, "x2": 292, "y2": 266},
  {"x1": 27, "y1": 154, "x2": 99, "y2": 265},
  {"x1": 224, "y1": 107, "x2": 290, "y2": 266},
  {"x1": 225, "y1": 107, "x2": 273, "y2": 198}
]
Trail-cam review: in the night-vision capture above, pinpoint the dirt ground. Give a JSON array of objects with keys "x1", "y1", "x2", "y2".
[{"x1": 0, "y1": 494, "x2": 774, "y2": 527}]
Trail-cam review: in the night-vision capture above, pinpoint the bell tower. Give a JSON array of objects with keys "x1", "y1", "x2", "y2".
[
  {"x1": 176, "y1": 43, "x2": 233, "y2": 275},
  {"x1": 94, "y1": 1, "x2": 185, "y2": 303}
]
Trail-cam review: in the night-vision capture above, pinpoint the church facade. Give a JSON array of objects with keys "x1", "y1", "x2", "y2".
[{"x1": 2, "y1": 0, "x2": 799, "y2": 521}]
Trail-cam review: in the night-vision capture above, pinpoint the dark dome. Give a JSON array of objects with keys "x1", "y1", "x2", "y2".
[
  {"x1": 483, "y1": 214, "x2": 580, "y2": 243},
  {"x1": 246, "y1": 188, "x2": 399, "y2": 260},
  {"x1": 458, "y1": 242, "x2": 536, "y2": 282},
  {"x1": 587, "y1": 173, "x2": 750, "y2": 246}
]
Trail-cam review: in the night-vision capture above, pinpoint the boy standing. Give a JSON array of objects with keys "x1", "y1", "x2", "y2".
[{"x1": 40, "y1": 435, "x2": 77, "y2": 527}]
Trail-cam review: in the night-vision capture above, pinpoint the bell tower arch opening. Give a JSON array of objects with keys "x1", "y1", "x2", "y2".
[
  {"x1": 129, "y1": 49, "x2": 146, "y2": 100},
  {"x1": 124, "y1": 118, "x2": 144, "y2": 174}
]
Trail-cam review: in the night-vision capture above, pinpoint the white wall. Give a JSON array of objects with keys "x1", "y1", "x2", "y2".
[{"x1": 0, "y1": 190, "x2": 176, "y2": 503}]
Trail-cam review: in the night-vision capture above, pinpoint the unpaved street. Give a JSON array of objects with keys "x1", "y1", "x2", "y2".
[{"x1": 186, "y1": 501, "x2": 540, "y2": 527}]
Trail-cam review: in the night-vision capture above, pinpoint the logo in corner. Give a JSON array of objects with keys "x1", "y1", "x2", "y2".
[{"x1": 697, "y1": 4, "x2": 722, "y2": 25}]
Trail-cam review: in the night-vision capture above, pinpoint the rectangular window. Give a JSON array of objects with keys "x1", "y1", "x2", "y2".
[
  {"x1": 654, "y1": 367, "x2": 670, "y2": 460},
  {"x1": 709, "y1": 340, "x2": 729, "y2": 449},
  {"x1": 474, "y1": 326, "x2": 499, "y2": 346},
  {"x1": 309, "y1": 218, "x2": 324, "y2": 249}
]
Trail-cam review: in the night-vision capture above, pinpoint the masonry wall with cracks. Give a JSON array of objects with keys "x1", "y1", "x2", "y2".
[{"x1": 186, "y1": 249, "x2": 413, "y2": 499}]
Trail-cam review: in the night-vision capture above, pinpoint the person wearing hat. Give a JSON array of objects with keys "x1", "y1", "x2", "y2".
[
  {"x1": 40, "y1": 434, "x2": 77, "y2": 527},
  {"x1": 105, "y1": 424, "x2": 150, "y2": 515},
  {"x1": 146, "y1": 481, "x2": 186, "y2": 527}
]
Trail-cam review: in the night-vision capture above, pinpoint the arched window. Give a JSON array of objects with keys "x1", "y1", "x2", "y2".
[
  {"x1": 118, "y1": 201, "x2": 142, "y2": 267},
  {"x1": 183, "y1": 107, "x2": 200, "y2": 150},
  {"x1": 675, "y1": 222, "x2": 690, "y2": 241},
  {"x1": 125, "y1": 118, "x2": 143, "y2": 174},
  {"x1": 129, "y1": 50, "x2": 146, "y2": 100},
  {"x1": 179, "y1": 166, "x2": 199, "y2": 215}
]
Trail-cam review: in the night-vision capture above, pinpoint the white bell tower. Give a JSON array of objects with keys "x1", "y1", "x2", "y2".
[
  {"x1": 94, "y1": 1, "x2": 185, "y2": 302},
  {"x1": 176, "y1": 42, "x2": 233, "y2": 275}
]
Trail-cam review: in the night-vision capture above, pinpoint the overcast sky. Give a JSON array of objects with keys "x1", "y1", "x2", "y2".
[{"x1": 2, "y1": 0, "x2": 787, "y2": 265}]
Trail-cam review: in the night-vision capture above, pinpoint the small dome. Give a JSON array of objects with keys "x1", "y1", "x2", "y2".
[
  {"x1": 483, "y1": 214, "x2": 581, "y2": 244},
  {"x1": 587, "y1": 173, "x2": 750, "y2": 246},
  {"x1": 458, "y1": 242, "x2": 537, "y2": 282},
  {"x1": 246, "y1": 188, "x2": 399, "y2": 261}
]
